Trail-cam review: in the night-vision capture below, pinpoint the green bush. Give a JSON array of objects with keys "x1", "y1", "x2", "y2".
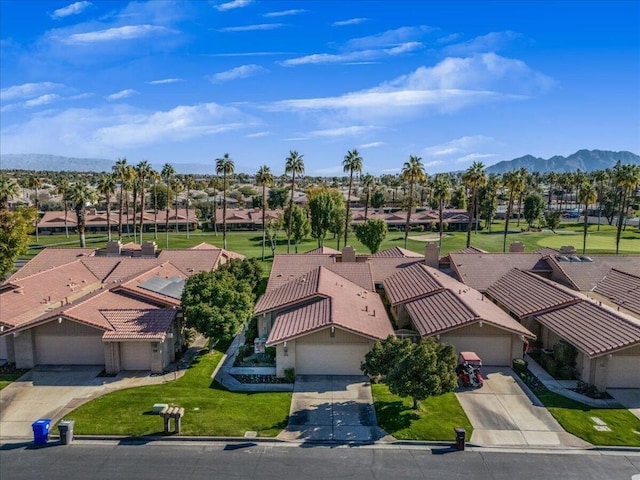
[
  {"x1": 558, "y1": 365, "x2": 576, "y2": 380},
  {"x1": 244, "y1": 318, "x2": 258, "y2": 345},
  {"x1": 553, "y1": 340, "x2": 577, "y2": 367},
  {"x1": 284, "y1": 368, "x2": 296, "y2": 383},
  {"x1": 237, "y1": 344, "x2": 253, "y2": 360},
  {"x1": 265, "y1": 346, "x2": 276, "y2": 362},
  {"x1": 513, "y1": 358, "x2": 528, "y2": 374}
]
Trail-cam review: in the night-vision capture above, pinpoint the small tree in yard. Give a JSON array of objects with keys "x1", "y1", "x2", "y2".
[
  {"x1": 523, "y1": 193, "x2": 544, "y2": 229},
  {"x1": 544, "y1": 210, "x2": 562, "y2": 233},
  {"x1": 355, "y1": 218, "x2": 388, "y2": 254},
  {"x1": 217, "y1": 258, "x2": 263, "y2": 291},
  {"x1": 181, "y1": 270, "x2": 254, "y2": 346},
  {"x1": 362, "y1": 336, "x2": 458, "y2": 409}
]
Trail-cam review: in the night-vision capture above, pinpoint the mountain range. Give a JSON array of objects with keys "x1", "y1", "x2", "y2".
[{"x1": 0, "y1": 149, "x2": 638, "y2": 175}]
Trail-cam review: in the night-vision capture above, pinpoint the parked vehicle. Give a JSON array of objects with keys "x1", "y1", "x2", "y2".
[{"x1": 456, "y1": 351, "x2": 484, "y2": 388}]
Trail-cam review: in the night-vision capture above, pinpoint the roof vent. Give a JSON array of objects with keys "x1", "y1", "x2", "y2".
[
  {"x1": 568, "y1": 255, "x2": 582, "y2": 262},
  {"x1": 556, "y1": 255, "x2": 570, "y2": 262},
  {"x1": 579, "y1": 256, "x2": 593, "y2": 262}
]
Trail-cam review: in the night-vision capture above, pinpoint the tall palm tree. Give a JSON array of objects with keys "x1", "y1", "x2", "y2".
[
  {"x1": 432, "y1": 174, "x2": 451, "y2": 245},
  {"x1": 578, "y1": 181, "x2": 597, "y2": 254},
  {"x1": 97, "y1": 174, "x2": 116, "y2": 242},
  {"x1": 27, "y1": 175, "x2": 43, "y2": 241},
  {"x1": 216, "y1": 153, "x2": 235, "y2": 249},
  {"x1": 208, "y1": 176, "x2": 219, "y2": 236},
  {"x1": 592, "y1": 169, "x2": 608, "y2": 231},
  {"x1": 361, "y1": 174, "x2": 375, "y2": 221},
  {"x1": 515, "y1": 167, "x2": 529, "y2": 227},
  {"x1": 0, "y1": 176, "x2": 20, "y2": 210},
  {"x1": 342, "y1": 149, "x2": 363, "y2": 246},
  {"x1": 54, "y1": 179, "x2": 70, "y2": 238},
  {"x1": 502, "y1": 169, "x2": 525, "y2": 252},
  {"x1": 256, "y1": 165, "x2": 274, "y2": 261},
  {"x1": 400, "y1": 155, "x2": 426, "y2": 249},
  {"x1": 173, "y1": 178, "x2": 183, "y2": 234},
  {"x1": 284, "y1": 150, "x2": 304, "y2": 253},
  {"x1": 150, "y1": 169, "x2": 161, "y2": 239},
  {"x1": 546, "y1": 171, "x2": 558, "y2": 211},
  {"x1": 184, "y1": 175, "x2": 196, "y2": 239},
  {"x1": 112, "y1": 157, "x2": 128, "y2": 239},
  {"x1": 161, "y1": 163, "x2": 175, "y2": 248},
  {"x1": 68, "y1": 182, "x2": 97, "y2": 248},
  {"x1": 614, "y1": 164, "x2": 640, "y2": 254},
  {"x1": 122, "y1": 165, "x2": 136, "y2": 239},
  {"x1": 136, "y1": 160, "x2": 152, "y2": 244},
  {"x1": 462, "y1": 161, "x2": 487, "y2": 247}
]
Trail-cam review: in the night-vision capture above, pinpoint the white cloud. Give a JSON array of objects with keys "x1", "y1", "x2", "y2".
[
  {"x1": 0, "y1": 82, "x2": 64, "y2": 101},
  {"x1": 264, "y1": 9, "x2": 305, "y2": 17},
  {"x1": 454, "y1": 153, "x2": 496, "y2": 163},
  {"x1": 215, "y1": 0, "x2": 252, "y2": 11},
  {"x1": 106, "y1": 89, "x2": 138, "y2": 101},
  {"x1": 246, "y1": 131, "x2": 271, "y2": 137},
  {"x1": 437, "y1": 33, "x2": 461, "y2": 44},
  {"x1": 51, "y1": 1, "x2": 91, "y2": 19},
  {"x1": 282, "y1": 42, "x2": 422, "y2": 66},
  {"x1": 209, "y1": 64, "x2": 267, "y2": 83},
  {"x1": 444, "y1": 31, "x2": 523, "y2": 55},
  {"x1": 423, "y1": 135, "x2": 495, "y2": 156},
  {"x1": 308, "y1": 125, "x2": 378, "y2": 138},
  {"x1": 332, "y1": 18, "x2": 368, "y2": 27},
  {"x1": 218, "y1": 23, "x2": 285, "y2": 32},
  {"x1": 147, "y1": 78, "x2": 183, "y2": 85},
  {"x1": 206, "y1": 51, "x2": 291, "y2": 57},
  {"x1": 345, "y1": 25, "x2": 434, "y2": 50},
  {"x1": 360, "y1": 141, "x2": 386, "y2": 148},
  {"x1": 24, "y1": 94, "x2": 61, "y2": 108},
  {"x1": 63, "y1": 25, "x2": 175, "y2": 44}
]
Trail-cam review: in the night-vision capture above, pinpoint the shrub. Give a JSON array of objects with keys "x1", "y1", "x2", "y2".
[
  {"x1": 284, "y1": 368, "x2": 296, "y2": 383},
  {"x1": 558, "y1": 365, "x2": 576, "y2": 380},
  {"x1": 265, "y1": 346, "x2": 276, "y2": 362},
  {"x1": 244, "y1": 317, "x2": 258, "y2": 346},
  {"x1": 553, "y1": 340, "x2": 577, "y2": 367},
  {"x1": 512, "y1": 358, "x2": 528, "y2": 374}
]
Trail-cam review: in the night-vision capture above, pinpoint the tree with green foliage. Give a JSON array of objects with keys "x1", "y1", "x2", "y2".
[
  {"x1": 285, "y1": 150, "x2": 305, "y2": 253},
  {"x1": 68, "y1": 182, "x2": 97, "y2": 248},
  {"x1": 217, "y1": 257, "x2": 263, "y2": 291},
  {"x1": 355, "y1": 218, "x2": 388, "y2": 254},
  {"x1": 0, "y1": 175, "x2": 20, "y2": 210},
  {"x1": 256, "y1": 165, "x2": 274, "y2": 261},
  {"x1": 502, "y1": 169, "x2": 525, "y2": 252},
  {"x1": 370, "y1": 187, "x2": 386, "y2": 209},
  {"x1": 544, "y1": 210, "x2": 562, "y2": 233},
  {"x1": 462, "y1": 161, "x2": 487, "y2": 247},
  {"x1": 97, "y1": 174, "x2": 116, "y2": 242},
  {"x1": 268, "y1": 186, "x2": 289, "y2": 210},
  {"x1": 362, "y1": 336, "x2": 458, "y2": 409},
  {"x1": 401, "y1": 155, "x2": 426, "y2": 248},
  {"x1": 578, "y1": 181, "x2": 598, "y2": 254},
  {"x1": 360, "y1": 173, "x2": 375, "y2": 221},
  {"x1": 431, "y1": 174, "x2": 451, "y2": 244},
  {"x1": 265, "y1": 216, "x2": 283, "y2": 256},
  {"x1": 284, "y1": 204, "x2": 310, "y2": 253},
  {"x1": 307, "y1": 187, "x2": 344, "y2": 247},
  {"x1": 614, "y1": 164, "x2": 640, "y2": 254},
  {"x1": 523, "y1": 193, "x2": 544, "y2": 229},
  {"x1": 182, "y1": 270, "x2": 254, "y2": 346},
  {"x1": 343, "y1": 148, "x2": 363, "y2": 245},
  {"x1": 216, "y1": 153, "x2": 235, "y2": 250},
  {"x1": 0, "y1": 206, "x2": 37, "y2": 279}
]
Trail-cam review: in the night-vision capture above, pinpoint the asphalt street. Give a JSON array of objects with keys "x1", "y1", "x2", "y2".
[{"x1": 1, "y1": 441, "x2": 639, "y2": 480}]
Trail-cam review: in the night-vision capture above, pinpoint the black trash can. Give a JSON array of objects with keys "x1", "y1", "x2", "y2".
[
  {"x1": 32, "y1": 419, "x2": 52, "y2": 445},
  {"x1": 58, "y1": 420, "x2": 75, "y2": 445},
  {"x1": 454, "y1": 427, "x2": 466, "y2": 451}
]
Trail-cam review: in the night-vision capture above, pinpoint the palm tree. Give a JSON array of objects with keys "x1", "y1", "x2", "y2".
[
  {"x1": 150, "y1": 170, "x2": 161, "y2": 239},
  {"x1": 161, "y1": 163, "x2": 175, "y2": 248},
  {"x1": 208, "y1": 177, "x2": 219, "y2": 236},
  {"x1": 112, "y1": 157, "x2": 128, "y2": 239},
  {"x1": 122, "y1": 165, "x2": 136, "y2": 239},
  {"x1": 184, "y1": 175, "x2": 196, "y2": 238},
  {"x1": 432, "y1": 174, "x2": 451, "y2": 245},
  {"x1": 592, "y1": 169, "x2": 608, "y2": 231},
  {"x1": 515, "y1": 167, "x2": 529, "y2": 227},
  {"x1": 97, "y1": 174, "x2": 116, "y2": 242},
  {"x1": 361, "y1": 174, "x2": 375, "y2": 221},
  {"x1": 0, "y1": 176, "x2": 20, "y2": 210},
  {"x1": 284, "y1": 150, "x2": 304, "y2": 253},
  {"x1": 27, "y1": 175, "x2": 43, "y2": 241},
  {"x1": 614, "y1": 164, "x2": 640, "y2": 254},
  {"x1": 68, "y1": 182, "x2": 97, "y2": 248},
  {"x1": 462, "y1": 161, "x2": 487, "y2": 247},
  {"x1": 546, "y1": 171, "x2": 558, "y2": 211},
  {"x1": 342, "y1": 149, "x2": 363, "y2": 246},
  {"x1": 173, "y1": 178, "x2": 183, "y2": 234},
  {"x1": 136, "y1": 160, "x2": 152, "y2": 244},
  {"x1": 400, "y1": 155, "x2": 426, "y2": 249},
  {"x1": 216, "y1": 153, "x2": 235, "y2": 249},
  {"x1": 54, "y1": 179, "x2": 70, "y2": 238},
  {"x1": 578, "y1": 181, "x2": 597, "y2": 254},
  {"x1": 256, "y1": 165, "x2": 274, "y2": 261},
  {"x1": 502, "y1": 170, "x2": 525, "y2": 252}
]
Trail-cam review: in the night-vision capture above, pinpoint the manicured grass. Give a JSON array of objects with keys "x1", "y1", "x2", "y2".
[
  {"x1": 371, "y1": 384, "x2": 473, "y2": 441},
  {"x1": 0, "y1": 372, "x2": 26, "y2": 391},
  {"x1": 66, "y1": 349, "x2": 292, "y2": 437},
  {"x1": 537, "y1": 390, "x2": 640, "y2": 447}
]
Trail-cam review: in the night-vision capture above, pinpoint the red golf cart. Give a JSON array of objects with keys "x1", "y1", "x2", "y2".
[{"x1": 456, "y1": 351, "x2": 484, "y2": 388}]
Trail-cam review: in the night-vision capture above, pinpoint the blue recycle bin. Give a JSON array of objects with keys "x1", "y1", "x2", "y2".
[{"x1": 32, "y1": 419, "x2": 52, "y2": 445}]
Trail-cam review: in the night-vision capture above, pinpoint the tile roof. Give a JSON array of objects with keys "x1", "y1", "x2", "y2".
[
  {"x1": 486, "y1": 269, "x2": 580, "y2": 317},
  {"x1": 405, "y1": 290, "x2": 476, "y2": 336},
  {"x1": 116, "y1": 263, "x2": 186, "y2": 306},
  {"x1": 535, "y1": 301, "x2": 640, "y2": 357},
  {"x1": 102, "y1": 309, "x2": 176, "y2": 341},
  {"x1": 544, "y1": 254, "x2": 640, "y2": 292},
  {"x1": 370, "y1": 246, "x2": 423, "y2": 258},
  {"x1": 266, "y1": 255, "x2": 336, "y2": 291},
  {"x1": 304, "y1": 246, "x2": 341, "y2": 255},
  {"x1": 383, "y1": 263, "x2": 445, "y2": 305},
  {"x1": 6, "y1": 247, "x2": 96, "y2": 282},
  {"x1": 593, "y1": 269, "x2": 640, "y2": 315},
  {"x1": 368, "y1": 257, "x2": 424, "y2": 284},
  {"x1": 448, "y1": 253, "x2": 551, "y2": 291},
  {"x1": 256, "y1": 266, "x2": 325, "y2": 313},
  {"x1": 157, "y1": 249, "x2": 224, "y2": 275}
]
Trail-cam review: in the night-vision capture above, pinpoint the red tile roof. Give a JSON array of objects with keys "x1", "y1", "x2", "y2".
[
  {"x1": 102, "y1": 309, "x2": 176, "y2": 341},
  {"x1": 383, "y1": 263, "x2": 445, "y2": 305},
  {"x1": 157, "y1": 249, "x2": 224, "y2": 275},
  {"x1": 6, "y1": 248, "x2": 96, "y2": 282},
  {"x1": 368, "y1": 257, "x2": 424, "y2": 284},
  {"x1": 593, "y1": 269, "x2": 640, "y2": 315},
  {"x1": 371, "y1": 246, "x2": 423, "y2": 258},
  {"x1": 304, "y1": 246, "x2": 341, "y2": 255},
  {"x1": 545, "y1": 254, "x2": 640, "y2": 292}
]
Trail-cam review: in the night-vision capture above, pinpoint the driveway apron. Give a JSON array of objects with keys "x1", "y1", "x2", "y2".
[
  {"x1": 456, "y1": 368, "x2": 591, "y2": 448},
  {"x1": 277, "y1": 375, "x2": 388, "y2": 442}
]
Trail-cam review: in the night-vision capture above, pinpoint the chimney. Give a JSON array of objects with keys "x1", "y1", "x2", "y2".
[
  {"x1": 106, "y1": 240, "x2": 122, "y2": 256},
  {"x1": 559, "y1": 245, "x2": 576, "y2": 255},
  {"x1": 509, "y1": 241, "x2": 525, "y2": 253},
  {"x1": 141, "y1": 241, "x2": 157, "y2": 257},
  {"x1": 424, "y1": 242, "x2": 440, "y2": 268},
  {"x1": 342, "y1": 245, "x2": 356, "y2": 263}
]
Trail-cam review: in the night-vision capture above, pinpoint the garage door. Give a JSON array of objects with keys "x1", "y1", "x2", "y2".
[
  {"x1": 120, "y1": 342, "x2": 151, "y2": 371},
  {"x1": 607, "y1": 356, "x2": 640, "y2": 388},
  {"x1": 296, "y1": 344, "x2": 370, "y2": 375},
  {"x1": 35, "y1": 334, "x2": 104, "y2": 365},
  {"x1": 443, "y1": 335, "x2": 511, "y2": 366}
]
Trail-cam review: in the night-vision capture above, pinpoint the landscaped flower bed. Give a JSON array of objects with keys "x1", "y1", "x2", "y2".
[{"x1": 231, "y1": 374, "x2": 289, "y2": 384}]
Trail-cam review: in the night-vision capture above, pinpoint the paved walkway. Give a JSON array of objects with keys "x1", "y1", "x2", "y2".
[
  {"x1": 456, "y1": 368, "x2": 590, "y2": 448},
  {"x1": 277, "y1": 375, "x2": 390, "y2": 443}
]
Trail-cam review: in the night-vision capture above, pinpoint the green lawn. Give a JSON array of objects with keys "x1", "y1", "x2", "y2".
[
  {"x1": 536, "y1": 390, "x2": 640, "y2": 447},
  {"x1": 372, "y1": 385, "x2": 473, "y2": 441},
  {"x1": 66, "y1": 349, "x2": 292, "y2": 437}
]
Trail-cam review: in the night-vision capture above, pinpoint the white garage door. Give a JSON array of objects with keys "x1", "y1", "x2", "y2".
[
  {"x1": 296, "y1": 344, "x2": 370, "y2": 375},
  {"x1": 35, "y1": 334, "x2": 104, "y2": 365},
  {"x1": 443, "y1": 335, "x2": 511, "y2": 366},
  {"x1": 608, "y1": 356, "x2": 640, "y2": 388},
  {"x1": 120, "y1": 342, "x2": 151, "y2": 371}
]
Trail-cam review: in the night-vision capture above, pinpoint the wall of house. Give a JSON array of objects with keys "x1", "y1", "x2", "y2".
[
  {"x1": 0, "y1": 335, "x2": 9, "y2": 361},
  {"x1": 275, "y1": 341, "x2": 296, "y2": 377},
  {"x1": 162, "y1": 336, "x2": 172, "y2": 369},
  {"x1": 104, "y1": 342, "x2": 121, "y2": 374},
  {"x1": 296, "y1": 328, "x2": 371, "y2": 344},
  {"x1": 14, "y1": 330, "x2": 35, "y2": 369},
  {"x1": 591, "y1": 356, "x2": 609, "y2": 391},
  {"x1": 257, "y1": 312, "x2": 274, "y2": 339},
  {"x1": 392, "y1": 305, "x2": 412, "y2": 329},
  {"x1": 151, "y1": 341, "x2": 164, "y2": 374}
]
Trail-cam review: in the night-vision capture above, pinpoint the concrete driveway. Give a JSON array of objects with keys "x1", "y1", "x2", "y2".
[
  {"x1": 0, "y1": 365, "x2": 173, "y2": 440},
  {"x1": 456, "y1": 368, "x2": 590, "y2": 448},
  {"x1": 277, "y1": 375, "x2": 388, "y2": 443},
  {"x1": 609, "y1": 389, "x2": 640, "y2": 421}
]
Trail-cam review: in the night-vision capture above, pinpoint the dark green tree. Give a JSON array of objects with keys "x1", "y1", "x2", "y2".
[
  {"x1": 370, "y1": 187, "x2": 386, "y2": 209},
  {"x1": 0, "y1": 207, "x2": 37, "y2": 278},
  {"x1": 217, "y1": 257, "x2": 263, "y2": 292},
  {"x1": 284, "y1": 204, "x2": 310, "y2": 253},
  {"x1": 523, "y1": 193, "x2": 544, "y2": 228},
  {"x1": 355, "y1": 218, "x2": 388, "y2": 254},
  {"x1": 268, "y1": 187, "x2": 289, "y2": 209},
  {"x1": 307, "y1": 187, "x2": 344, "y2": 247},
  {"x1": 544, "y1": 210, "x2": 562, "y2": 233}
]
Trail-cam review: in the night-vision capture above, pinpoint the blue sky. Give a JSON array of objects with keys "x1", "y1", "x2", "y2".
[{"x1": 1, "y1": 0, "x2": 638, "y2": 175}]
